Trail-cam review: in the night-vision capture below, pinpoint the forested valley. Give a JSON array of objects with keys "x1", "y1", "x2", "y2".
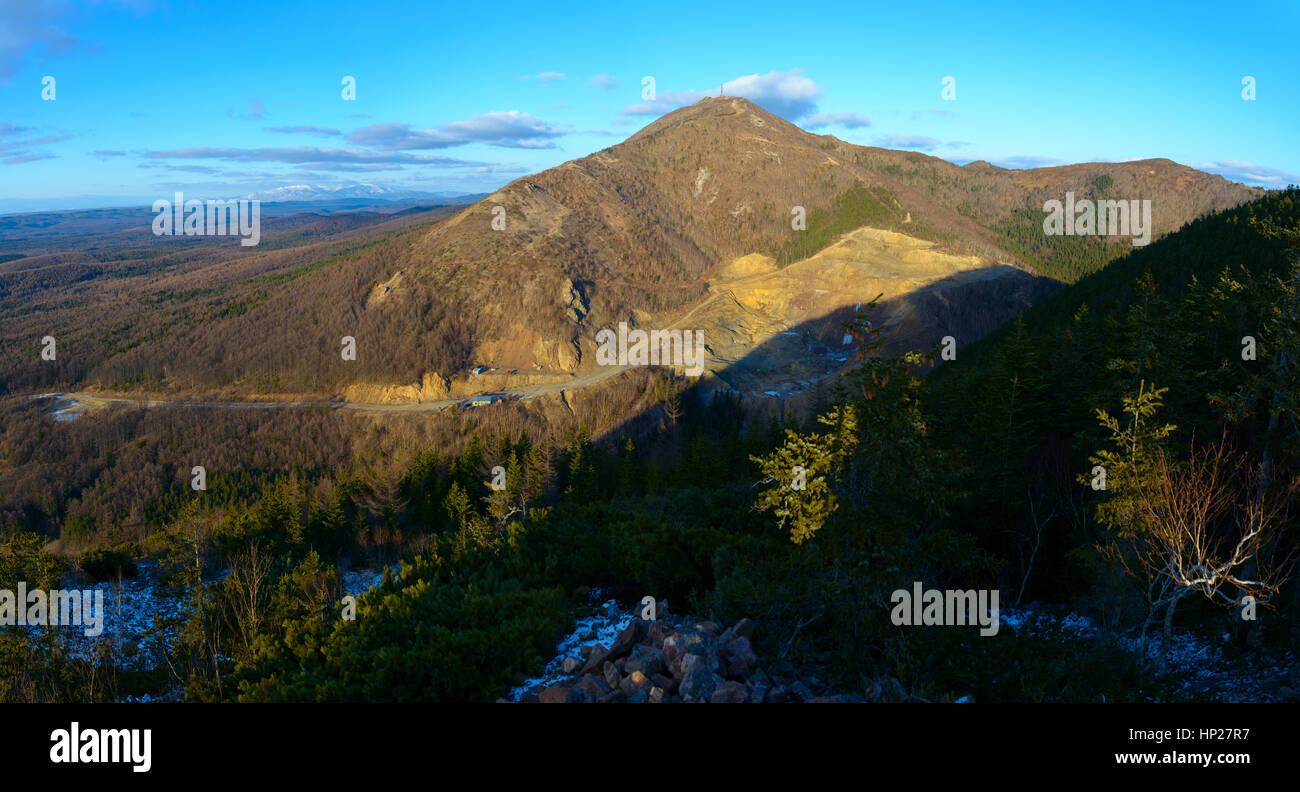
[{"x1": 2, "y1": 187, "x2": 1297, "y2": 703}]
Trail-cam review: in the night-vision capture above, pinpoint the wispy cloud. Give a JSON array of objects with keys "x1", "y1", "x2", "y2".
[
  {"x1": 3, "y1": 152, "x2": 56, "y2": 165},
  {"x1": 872, "y1": 134, "x2": 944, "y2": 151},
  {"x1": 977, "y1": 154, "x2": 1065, "y2": 169},
  {"x1": 139, "y1": 162, "x2": 222, "y2": 175},
  {"x1": 0, "y1": 0, "x2": 83, "y2": 82},
  {"x1": 1192, "y1": 159, "x2": 1299, "y2": 189},
  {"x1": 0, "y1": 131, "x2": 72, "y2": 164},
  {"x1": 143, "y1": 146, "x2": 491, "y2": 170},
  {"x1": 803, "y1": 112, "x2": 871, "y2": 129},
  {"x1": 521, "y1": 71, "x2": 565, "y2": 83},
  {"x1": 264, "y1": 125, "x2": 341, "y2": 137},
  {"x1": 588, "y1": 74, "x2": 620, "y2": 90},
  {"x1": 346, "y1": 111, "x2": 566, "y2": 150},
  {"x1": 619, "y1": 101, "x2": 676, "y2": 117}
]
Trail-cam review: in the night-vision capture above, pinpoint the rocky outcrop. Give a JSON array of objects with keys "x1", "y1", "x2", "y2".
[
  {"x1": 559, "y1": 276, "x2": 589, "y2": 324},
  {"x1": 519, "y1": 603, "x2": 860, "y2": 703},
  {"x1": 341, "y1": 371, "x2": 449, "y2": 404}
]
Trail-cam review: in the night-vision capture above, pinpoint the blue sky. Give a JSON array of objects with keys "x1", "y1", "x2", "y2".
[{"x1": 1, "y1": 0, "x2": 1297, "y2": 211}]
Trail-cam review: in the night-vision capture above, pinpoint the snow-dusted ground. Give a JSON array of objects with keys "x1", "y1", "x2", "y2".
[
  {"x1": 17, "y1": 560, "x2": 184, "y2": 670},
  {"x1": 507, "y1": 598, "x2": 635, "y2": 701},
  {"x1": 34, "y1": 392, "x2": 87, "y2": 422},
  {"x1": 341, "y1": 568, "x2": 386, "y2": 597},
  {"x1": 1001, "y1": 606, "x2": 1298, "y2": 702},
  {"x1": 17, "y1": 560, "x2": 388, "y2": 674}
]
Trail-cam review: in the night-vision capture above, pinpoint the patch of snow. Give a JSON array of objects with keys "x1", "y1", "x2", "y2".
[
  {"x1": 507, "y1": 599, "x2": 635, "y2": 701},
  {"x1": 1000, "y1": 604, "x2": 1297, "y2": 702}
]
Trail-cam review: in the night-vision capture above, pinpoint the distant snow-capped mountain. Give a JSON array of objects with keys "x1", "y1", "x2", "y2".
[{"x1": 241, "y1": 184, "x2": 474, "y2": 202}]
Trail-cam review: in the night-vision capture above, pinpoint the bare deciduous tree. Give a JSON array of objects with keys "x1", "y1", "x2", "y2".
[
  {"x1": 1105, "y1": 434, "x2": 1298, "y2": 658},
  {"x1": 224, "y1": 543, "x2": 274, "y2": 659}
]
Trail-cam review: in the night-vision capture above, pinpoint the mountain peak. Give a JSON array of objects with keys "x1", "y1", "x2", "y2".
[{"x1": 627, "y1": 95, "x2": 793, "y2": 143}]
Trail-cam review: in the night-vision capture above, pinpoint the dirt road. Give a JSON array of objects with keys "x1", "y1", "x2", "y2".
[{"x1": 36, "y1": 364, "x2": 636, "y2": 418}]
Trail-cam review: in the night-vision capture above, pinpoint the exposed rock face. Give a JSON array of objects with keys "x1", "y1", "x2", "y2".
[
  {"x1": 341, "y1": 371, "x2": 450, "y2": 404},
  {"x1": 532, "y1": 602, "x2": 858, "y2": 704},
  {"x1": 364, "y1": 270, "x2": 407, "y2": 307},
  {"x1": 531, "y1": 337, "x2": 581, "y2": 371},
  {"x1": 559, "y1": 276, "x2": 589, "y2": 324}
]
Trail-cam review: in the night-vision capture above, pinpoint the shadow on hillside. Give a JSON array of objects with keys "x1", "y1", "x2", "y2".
[{"x1": 578, "y1": 264, "x2": 1061, "y2": 443}]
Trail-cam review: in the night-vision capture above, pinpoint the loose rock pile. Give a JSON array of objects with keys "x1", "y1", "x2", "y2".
[{"x1": 519, "y1": 602, "x2": 857, "y2": 703}]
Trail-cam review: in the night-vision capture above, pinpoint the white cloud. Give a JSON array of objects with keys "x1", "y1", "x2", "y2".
[
  {"x1": 981, "y1": 154, "x2": 1064, "y2": 169},
  {"x1": 346, "y1": 111, "x2": 565, "y2": 150},
  {"x1": 872, "y1": 135, "x2": 944, "y2": 151},
  {"x1": 522, "y1": 71, "x2": 566, "y2": 83},
  {"x1": 618, "y1": 69, "x2": 825, "y2": 121},
  {"x1": 264, "y1": 125, "x2": 340, "y2": 137},
  {"x1": 143, "y1": 146, "x2": 492, "y2": 169},
  {"x1": 1192, "y1": 159, "x2": 1299, "y2": 189},
  {"x1": 803, "y1": 112, "x2": 872, "y2": 129}
]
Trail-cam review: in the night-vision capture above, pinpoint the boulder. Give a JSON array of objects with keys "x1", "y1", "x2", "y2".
[
  {"x1": 609, "y1": 620, "x2": 639, "y2": 658},
  {"x1": 681, "y1": 630, "x2": 714, "y2": 659},
  {"x1": 577, "y1": 676, "x2": 610, "y2": 700},
  {"x1": 679, "y1": 653, "x2": 708, "y2": 678},
  {"x1": 620, "y1": 670, "x2": 652, "y2": 697},
  {"x1": 650, "y1": 673, "x2": 678, "y2": 694},
  {"x1": 662, "y1": 634, "x2": 687, "y2": 675},
  {"x1": 764, "y1": 685, "x2": 790, "y2": 703},
  {"x1": 679, "y1": 665, "x2": 720, "y2": 702},
  {"x1": 710, "y1": 681, "x2": 748, "y2": 704},
  {"x1": 624, "y1": 644, "x2": 665, "y2": 677},
  {"x1": 560, "y1": 656, "x2": 583, "y2": 675},
  {"x1": 722, "y1": 637, "x2": 757, "y2": 680},
  {"x1": 602, "y1": 661, "x2": 622, "y2": 691},
  {"x1": 579, "y1": 643, "x2": 611, "y2": 674},
  {"x1": 539, "y1": 683, "x2": 583, "y2": 704}
]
